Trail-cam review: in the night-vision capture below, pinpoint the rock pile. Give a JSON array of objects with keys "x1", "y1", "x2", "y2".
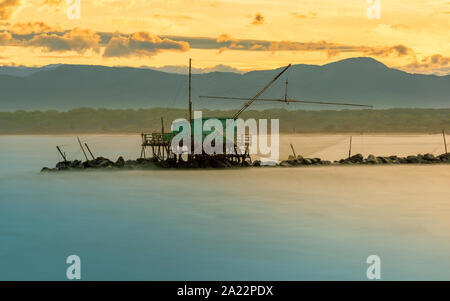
[
  {"x1": 276, "y1": 155, "x2": 332, "y2": 167},
  {"x1": 277, "y1": 153, "x2": 450, "y2": 167},
  {"x1": 41, "y1": 156, "x2": 157, "y2": 172},
  {"x1": 41, "y1": 153, "x2": 450, "y2": 172},
  {"x1": 41, "y1": 156, "x2": 250, "y2": 172}
]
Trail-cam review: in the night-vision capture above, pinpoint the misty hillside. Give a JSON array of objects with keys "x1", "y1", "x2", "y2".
[{"x1": 0, "y1": 57, "x2": 449, "y2": 111}]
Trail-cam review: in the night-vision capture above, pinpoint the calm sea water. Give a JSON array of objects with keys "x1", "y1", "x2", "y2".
[{"x1": 1, "y1": 135, "x2": 449, "y2": 280}]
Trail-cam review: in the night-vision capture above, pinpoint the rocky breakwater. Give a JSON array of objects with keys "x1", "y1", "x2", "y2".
[
  {"x1": 41, "y1": 156, "x2": 159, "y2": 172},
  {"x1": 41, "y1": 153, "x2": 450, "y2": 172},
  {"x1": 276, "y1": 153, "x2": 450, "y2": 167},
  {"x1": 41, "y1": 156, "x2": 251, "y2": 172}
]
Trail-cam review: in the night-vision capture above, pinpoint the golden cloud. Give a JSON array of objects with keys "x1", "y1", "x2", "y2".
[
  {"x1": 0, "y1": 30, "x2": 13, "y2": 44},
  {"x1": 9, "y1": 22, "x2": 56, "y2": 34},
  {"x1": 251, "y1": 13, "x2": 264, "y2": 25},
  {"x1": 406, "y1": 54, "x2": 450, "y2": 69},
  {"x1": 214, "y1": 34, "x2": 415, "y2": 59},
  {"x1": 103, "y1": 32, "x2": 190, "y2": 58},
  {"x1": 0, "y1": 0, "x2": 21, "y2": 20},
  {"x1": 216, "y1": 34, "x2": 233, "y2": 43},
  {"x1": 363, "y1": 44, "x2": 412, "y2": 57},
  {"x1": 0, "y1": 22, "x2": 421, "y2": 63},
  {"x1": 27, "y1": 28, "x2": 101, "y2": 53}
]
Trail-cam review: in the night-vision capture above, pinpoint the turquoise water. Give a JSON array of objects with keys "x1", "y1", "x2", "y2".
[{"x1": 1, "y1": 135, "x2": 450, "y2": 280}]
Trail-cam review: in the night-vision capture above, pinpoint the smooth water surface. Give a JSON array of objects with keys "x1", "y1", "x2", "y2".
[{"x1": 0, "y1": 135, "x2": 449, "y2": 280}]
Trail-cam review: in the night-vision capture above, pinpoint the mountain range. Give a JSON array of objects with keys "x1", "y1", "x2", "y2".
[{"x1": 0, "y1": 57, "x2": 448, "y2": 111}]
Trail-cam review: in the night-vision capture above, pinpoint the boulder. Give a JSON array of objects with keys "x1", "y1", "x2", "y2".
[
  {"x1": 115, "y1": 156, "x2": 125, "y2": 167},
  {"x1": 252, "y1": 160, "x2": 261, "y2": 167},
  {"x1": 302, "y1": 158, "x2": 312, "y2": 165},
  {"x1": 279, "y1": 161, "x2": 292, "y2": 167},
  {"x1": 439, "y1": 153, "x2": 450, "y2": 162},
  {"x1": 288, "y1": 160, "x2": 299, "y2": 166},
  {"x1": 98, "y1": 159, "x2": 113, "y2": 167},
  {"x1": 83, "y1": 160, "x2": 96, "y2": 168},
  {"x1": 311, "y1": 158, "x2": 321, "y2": 164},
  {"x1": 349, "y1": 154, "x2": 364, "y2": 163},
  {"x1": 56, "y1": 161, "x2": 70, "y2": 169},
  {"x1": 406, "y1": 155, "x2": 419, "y2": 163},
  {"x1": 388, "y1": 155, "x2": 400, "y2": 164},
  {"x1": 398, "y1": 157, "x2": 407, "y2": 164},
  {"x1": 136, "y1": 158, "x2": 153, "y2": 165},
  {"x1": 417, "y1": 154, "x2": 425, "y2": 163},
  {"x1": 366, "y1": 154, "x2": 377, "y2": 164},
  {"x1": 70, "y1": 160, "x2": 82, "y2": 168},
  {"x1": 125, "y1": 159, "x2": 137, "y2": 166},
  {"x1": 423, "y1": 153, "x2": 435, "y2": 161},
  {"x1": 378, "y1": 157, "x2": 390, "y2": 164}
]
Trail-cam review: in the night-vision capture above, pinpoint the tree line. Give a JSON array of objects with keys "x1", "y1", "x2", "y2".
[{"x1": 0, "y1": 107, "x2": 448, "y2": 134}]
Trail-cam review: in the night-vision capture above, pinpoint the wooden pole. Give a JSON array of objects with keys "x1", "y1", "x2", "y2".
[
  {"x1": 188, "y1": 58, "x2": 192, "y2": 125},
  {"x1": 77, "y1": 136, "x2": 89, "y2": 162},
  {"x1": 290, "y1": 143, "x2": 297, "y2": 158},
  {"x1": 84, "y1": 143, "x2": 96, "y2": 160},
  {"x1": 284, "y1": 78, "x2": 289, "y2": 101},
  {"x1": 188, "y1": 58, "x2": 193, "y2": 160},
  {"x1": 161, "y1": 117, "x2": 165, "y2": 160},
  {"x1": 348, "y1": 136, "x2": 352, "y2": 159},
  {"x1": 56, "y1": 146, "x2": 67, "y2": 162},
  {"x1": 443, "y1": 130, "x2": 448, "y2": 154},
  {"x1": 140, "y1": 132, "x2": 145, "y2": 159}
]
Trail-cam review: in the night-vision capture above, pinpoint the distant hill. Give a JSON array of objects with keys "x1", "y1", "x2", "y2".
[
  {"x1": 0, "y1": 57, "x2": 448, "y2": 111},
  {"x1": 0, "y1": 64, "x2": 61, "y2": 78}
]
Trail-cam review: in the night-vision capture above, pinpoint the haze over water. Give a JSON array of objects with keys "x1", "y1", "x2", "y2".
[{"x1": 0, "y1": 134, "x2": 449, "y2": 280}]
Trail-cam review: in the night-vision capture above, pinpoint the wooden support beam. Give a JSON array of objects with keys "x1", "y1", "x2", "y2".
[
  {"x1": 56, "y1": 146, "x2": 67, "y2": 162},
  {"x1": 77, "y1": 136, "x2": 89, "y2": 162},
  {"x1": 290, "y1": 143, "x2": 297, "y2": 158},
  {"x1": 443, "y1": 130, "x2": 448, "y2": 154},
  {"x1": 84, "y1": 143, "x2": 96, "y2": 160},
  {"x1": 348, "y1": 136, "x2": 353, "y2": 159}
]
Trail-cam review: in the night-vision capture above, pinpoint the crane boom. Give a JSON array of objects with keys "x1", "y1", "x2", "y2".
[
  {"x1": 232, "y1": 64, "x2": 291, "y2": 119},
  {"x1": 199, "y1": 95, "x2": 373, "y2": 108}
]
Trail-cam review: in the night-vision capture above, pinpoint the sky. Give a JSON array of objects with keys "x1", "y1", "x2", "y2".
[{"x1": 0, "y1": 0, "x2": 449, "y2": 74}]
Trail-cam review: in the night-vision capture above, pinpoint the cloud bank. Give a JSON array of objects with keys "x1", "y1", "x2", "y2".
[
  {"x1": 103, "y1": 32, "x2": 189, "y2": 58},
  {"x1": 0, "y1": 22, "x2": 446, "y2": 75}
]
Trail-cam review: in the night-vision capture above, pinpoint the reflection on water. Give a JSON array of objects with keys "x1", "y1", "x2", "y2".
[{"x1": 0, "y1": 135, "x2": 449, "y2": 280}]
